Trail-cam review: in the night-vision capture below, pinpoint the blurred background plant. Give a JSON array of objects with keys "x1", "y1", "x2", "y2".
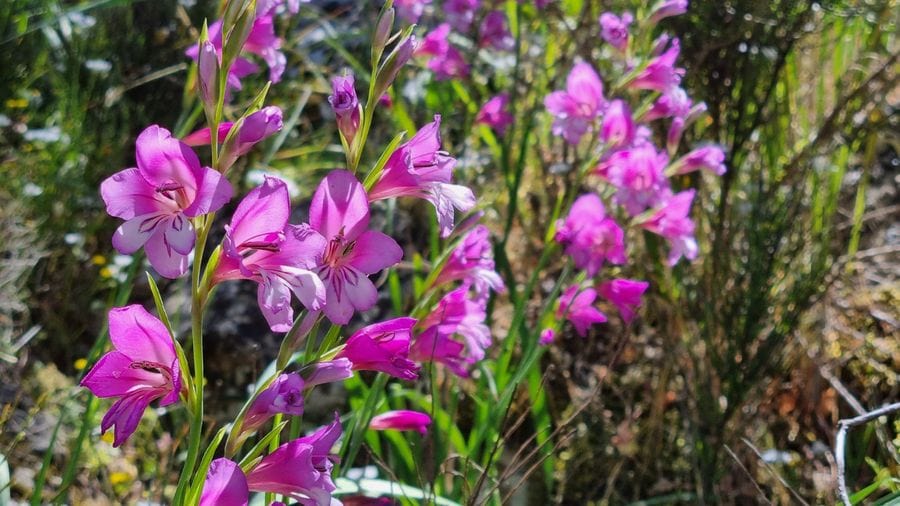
[{"x1": 0, "y1": 0, "x2": 897, "y2": 504}]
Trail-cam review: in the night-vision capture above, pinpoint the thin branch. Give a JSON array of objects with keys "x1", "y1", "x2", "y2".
[
  {"x1": 724, "y1": 444, "x2": 773, "y2": 506},
  {"x1": 835, "y1": 402, "x2": 900, "y2": 506},
  {"x1": 741, "y1": 438, "x2": 810, "y2": 506}
]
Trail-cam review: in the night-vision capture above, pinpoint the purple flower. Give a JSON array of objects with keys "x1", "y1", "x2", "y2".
[
  {"x1": 336, "y1": 318, "x2": 420, "y2": 380},
  {"x1": 411, "y1": 286, "x2": 491, "y2": 376},
  {"x1": 599, "y1": 12, "x2": 633, "y2": 50},
  {"x1": 395, "y1": 0, "x2": 431, "y2": 23},
  {"x1": 247, "y1": 414, "x2": 342, "y2": 505},
  {"x1": 200, "y1": 458, "x2": 249, "y2": 506},
  {"x1": 670, "y1": 145, "x2": 727, "y2": 176},
  {"x1": 598, "y1": 144, "x2": 671, "y2": 216},
  {"x1": 368, "y1": 115, "x2": 475, "y2": 237},
  {"x1": 649, "y1": 0, "x2": 688, "y2": 24},
  {"x1": 475, "y1": 93, "x2": 514, "y2": 135},
  {"x1": 445, "y1": 0, "x2": 479, "y2": 31},
  {"x1": 479, "y1": 11, "x2": 514, "y2": 51},
  {"x1": 545, "y1": 62, "x2": 606, "y2": 144},
  {"x1": 101, "y1": 125, "x2": 233, "y2": 278},
  {"x1": 629, "y1": 37, "x2": 684, "y2": 92},
  {"x1": 555, "y1": 194, "x2": 626, "y2": 277},
  {"x1": 640, "y1": 190, "x2": 698, "y2": 265},
  {"x1": 598, "y1": 279, "x2": 649, "y2": 323},
  {"x1": 81, "y1": 305, "x2": 181, "y2": 447},
  {"x1": 214, "y1": 177, "x2": 326, "y2": 331},
  {"x1": 303, "y1": 358, "x2": 354, "y2": 388},
  {"x1": 244, "y1": 373, "x2": 305, "y2": 433},
  {"x1": 329, "y1": 74, "x2": 361, "y2": 144},
  {"x1": 310, "y1": 170, "x2": 403, "y2": 324},
  {"x1": 539, "y1": 328, "x2": 556, "y2": 345},
  {"x1": 644, "y1": 86, "x2": 692, "y2": 121},
  {"x1": 417, "y1": 24, "x2": 470, "y2": 80},
  {"x1": 558, "y1": 285, "x2": 607, "y2": 337},
  {"x1": 185, "y1": 107, "x2": 283, "y2": 172},
  {"x1": 433, "y1": 225, "x2": 504, "y2": 295},
  {"x1": 600, "y1": 99, "x2": 635, "y2": 148},
  {"x1": 370, "y1": 410, "x2": 432, "y2": 434}
]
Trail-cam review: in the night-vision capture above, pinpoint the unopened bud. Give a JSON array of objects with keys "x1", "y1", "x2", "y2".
[
  {"x1": 197, "y1": 40, "x2": 219, "y2": 113},
  {"x1": 374, "y1": 33, "x2": 416, "y2": 100}
]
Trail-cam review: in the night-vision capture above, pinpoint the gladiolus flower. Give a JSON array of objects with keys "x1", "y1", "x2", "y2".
[
  {"x1": 644, "y1": 86, "x2": 692, "y2": 121},
  {"x1": 669, "y1": 145, "x2": 727, "y2": 176},
  {"x1": 475, "y1": 94, "x2": 514, "y2": 135},
  {"x1": 600, "y1": 99, "x2": 635, "y2": 148},
  {"x1": 479, "y1": 11, "x2": 514, "y2": 51},
  {"x1": 598, "y1": 279, "x2": 649, "y2": 323},
  {"x1": 200, "y1": 459, "x2": 249, "y2": 506},
  {"x1": 81, "y1": 305, "x2": 181, "y2": 447},
  {"x1": 445, "y1": 0, "x2": 479, "y2": 31},
  {"x1": 640, "y1": 190, "x2": 698, "y2": 265},
  {"x1": 336, "y1": 318, "x2": 420, "y2": 380},
  {"x1": 628, "y1": 37, "x2": 684, "y2": 92},
  {"x1": 539, "y1": 328, "x2": 556, "y2": 345},
  {"x1": 244, "y1": 373, "x2": 305, "y2": 432},
  {"x1": 101, "y1": 125, "x2": 233, "y2": 278},
  {"x1": 411, "y1": 286, "x2": 490, "y2": 377},
  {"x1": 213, "y1": 177, "x2": 326, "y2": 331},
  {"x1": 598, "y1": 144, "x2": 671, "y2": 216},
  {"x1": 599, "y1": 12, "x2": 633, "y2": 50},
  {"x1": 303, "y1": 358, "x2": 354, "y2": 388},
  {"x1": 329, "y1": 74, "x2": 361, "y2": 144},
  {"x1": 416, "y1": 24, "x2": 470, "y2": 80},
  {"x1": 183, "y1": 107, "x2": 284, "y2": 171},
  {"x1": 649, "y1": 0, "x2": 688, "y2": 24},
  {"x1": 247, "y1": 414, "x2": 342, "y2": 505},
  {"x1": 310, "y1": 170, "x2": 404, "y2": 324},
  {"x1": 370, "y1": 410, "x2": 432, "y2": 434},
  {"x1": 545, "y1": 62, "x2": 606, "y2": 144},
  {"x1": 558, "y1": 285, "x2": 607, "y2": 337},
  {"x1": 433, "y1": 225, "x2": 504, "y2": 295},
  {"x1": 368, "y1": 115, "x2": 476, "y2": 238},
  {"x1": 395, "y1": 0, "x2": 431, "y2": 23},
  {"x1": 555, "y1": 194, "x2": 626, "y2": 277}
]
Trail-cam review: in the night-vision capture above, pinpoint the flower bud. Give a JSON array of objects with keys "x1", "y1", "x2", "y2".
[
  {"x1": 243, "y1": 373, "x2": 305, "y2": 433},
  {"x1": 197, "y1": 39, "x2": 219, "y2": 114},
  {"x1": 220, "y1": 105, "x2": 283, "y2": 171},
  {"x1": 328, "y1": 74, "x2": 361, "y2": 145},
  {"x1": 374, "y1": 33, "x2": 417, "y2": 100},
  {"x1": 649, "y1": 0, "x2": 688, "y2": 25},
  {"x1": 373, "y1": 6, "x2": 395, "y2": 55},
  {"x1": 369, "y1": 410, "x2": 432, "y2": 434}
]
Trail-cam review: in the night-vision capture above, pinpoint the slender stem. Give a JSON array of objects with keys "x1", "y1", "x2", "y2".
[{"x1": 835, "y1": 402, "x2": 900, "y2": 506}]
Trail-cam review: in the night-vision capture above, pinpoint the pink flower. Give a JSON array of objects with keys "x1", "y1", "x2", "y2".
[
  {"x1": 600, "y1": 99, "x2": 635, "y2": 148},
  {"x1": 81, "y1": 305, "x2": 181, "y2": 447},
  {"x1": 649, "y1": 0, "x2": 688, "y2": 24},
  {"x1": 370, "y1": 410, "x2": 432, "y2": 434},
  {"x1": 475, "y1": 93, "x2": 514, "y2": 135},
  {"x1": 433, "y1": 225, "x2": 504, "y2": 295},
  {"x1": 101, "y1": 125, "x2": 233, "y2": 278},
  {"x1": 640, "y1": 190, "x2": 698, "y2": 265},
  {"x1": 247, "y1": 415, "x2": 342, "y2": 505},
  {"x1": 395, "y1": 0, "x2": 431, "y2": 23},
  {"x1": 310, "y1": 170, "x2": 403, "y2": 324},
  {"x1": 555, "y1": 194, "x2": 626, "y2": 277},
  {"x1": 445, "y1": 0, "x2": 479, "y2": 31},
  {"x1": 598, "y1": 279, "x2": 649, "y2": 323},
  {"x1": 183, "y1": 107, "x2": 284, "y2": 171},
  {"x1": 644, "y1": 86, "x2": 692, "y2": 121},
  {"x1": 303, "y1": 358, "x2": 354, "y2": 388},
  {"x1": 670, "y1": 145, "x2": 727, "y2": 176},
  {"x1": 244, "y1": 373, "x2": 305, "y2": 432},
  {"x1": 545, "y1": 62, "x2": 606, "y2": 144},
  {"x1": 558, "y1": 285, "x2": 607, "y2": 337},
  {"x1": 214, "y1": 177, "x2": 326, "y2": 332},
  {"x1": 411, "y1": 286, "x2": 490, "y2": 377},
  {"x1": 416, "y1": 24, "x2": 470, "y2": 80},
  {"x1": 629, "y1": 37, "x2": 684, "y2": 92},
  {"x1": 598, "y1": 144, "x2": 671, "y2": 216},
  {"x1": 329, "y1": 73, "x2": 361, "y2": 144},
  {"x1": 599, "y1": 12, "x2": 633, "y2": 50},
  {"x1": 479, "y1": 11, "x2": 514, "y2": 51},
  {"x1": 539, "y1": 328, "x2": 556, "y2": 345},
  {"x1": 200, "y1": 458, "x2": 249, "y2": 506},
  {"x1": 368, "y1": 115, "x2": 475, "y2": 237},
  {"x1": 336, "y1": 318, "x2": 420, "y2": 380}
]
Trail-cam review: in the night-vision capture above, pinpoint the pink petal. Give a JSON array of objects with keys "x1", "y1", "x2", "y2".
[
  {"x1": 164, "y1": 214, "x2": 196, "y2": 255},
  {"x1": 567, "y1": 62, "x2": 605, "y2": 113},
  {"x1": 309, "y1": 170, "x2": 370, "y2": 241},
  {"x1": 108, "y1": 305, "x2": 176, "y2": 365},
  {"x1": 200, "y1": 459, "x2": 249, "y2": 506},
  {"x1": 100, "y1": 168, "x2": 163, "y2": 220},
  {"x1": 135, "y1": 125, "x2": 201, "y2": 196},
  {"x1": 346, "y1": 231, "x2": 403, "y2": 274},
  {"x1": 144, "y1": 229, "x2": 191, "y2": 279},
  {"x1": 80, "y1": 351, "x2": 162, "y2": 398},
  {"x1": 279, "y1": 266, "x2": 326, "y2": 312},
  {"x1": 226, "y1": 176, "x2": 290, "y2": 253},
  {"x1": 111, "y1": 213, "x2": 165, "y2": 254},
  {"x1": 101, "y1": 392, "x2": 154, "y2": 447},
  {"x1": 258, "y1": 273, "x2": 294, "y2": 333},
  {"x1": 183, "y1": 166, "x2": 234, "y2": 217}
]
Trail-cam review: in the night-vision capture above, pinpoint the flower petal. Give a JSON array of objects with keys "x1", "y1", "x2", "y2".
[
  {"x1": 111, "y1": 213, "x2": 165, "y2": 254},
  {"x1": 100, "y1": 168, "x2": 163, "y2": 219},
  {"x1": 309, "y1": 170, "x2": 370, "y2": 241},
  {"x1": 101, "y1": 391, "x2": 154, "y2": 447},
  {"x1": 200, "y1": 459, "x2": 249, "y2": 506},
  {"x1": 144, "y1": 228, "x2": 191, "y2": 278},
  {"x1": 346, "y1": 231, "x2": 403, "y2": 274},
  {"x1": 108, "y1": 305, "x2": 176, "y2": 365},
  {"x1": 183, "y1": 165, "x2": 234, "y2": 217},
  {"x1": 80, "y1": 351, "x2": 162, "y2": 398},
  {"x1": 135, "y1": 125, "x2": 201, "y2": 196}
]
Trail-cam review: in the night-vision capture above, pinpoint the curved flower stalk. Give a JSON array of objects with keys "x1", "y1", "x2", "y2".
[
  {"x1": 368, "y1": 115, "x2": 475, "y2": 237},
  {"x1": 310, "y1": 170, "x2": 404, "y2": 324},
  {"x1": 214, "y1": 176, "x2": 326, "y2": 332},
  {"x1": 100, "y1": 125, "x2": 233, "y2": 278},
  {"x1": 81, "y1": 305, "x2": 181, "y2": 447}
]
